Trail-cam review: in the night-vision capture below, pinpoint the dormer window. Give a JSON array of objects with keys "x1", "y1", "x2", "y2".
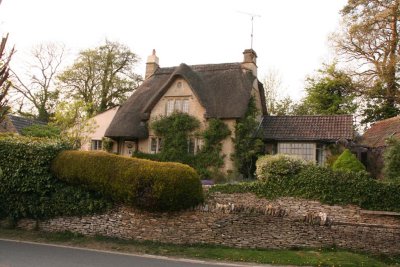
[{"x1": 166, "y1": 98, "x2": 189, "y2": 115}]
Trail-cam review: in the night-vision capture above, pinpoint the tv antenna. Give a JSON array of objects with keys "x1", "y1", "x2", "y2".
[{"x1": 237, "y1": 11, "x2": 261, "y2": 49}]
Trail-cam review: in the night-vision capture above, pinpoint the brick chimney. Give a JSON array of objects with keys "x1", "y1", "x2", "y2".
[
  {"x1": 241, "y1": 49, "x2": 257, "y2": 77},
  {"x1": 145, "y1": 49, "x2": 159, "y2": 79}
]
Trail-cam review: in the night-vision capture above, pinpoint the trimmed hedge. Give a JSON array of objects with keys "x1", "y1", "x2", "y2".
[
  {"x1": 211, "y1": 162, "x2": 400, "y2": 212},
  {"x1": 52, "y1": 151, "x2": 204, "y2": 211},
  {"x1": 256, "y1": 154, "x2": 309, "y2": 182},
  {"x1": 332, "y1": 149, "x2": 366, "y2": 172},
  {"x1": 0, "y1": 135, "x2": 111, "y2": 222}
]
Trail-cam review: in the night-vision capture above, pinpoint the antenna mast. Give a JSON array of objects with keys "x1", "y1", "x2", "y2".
[{"x1": 238, "y1": 11, "x2": 261, "y2": 49}]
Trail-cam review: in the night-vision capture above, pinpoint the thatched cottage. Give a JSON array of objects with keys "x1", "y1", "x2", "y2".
[
  {"x1": 105, "y1": 49, "x2": 266, "y2": 171},
  {"x1": 101, "y1": 49, "x2": 354, "y2": 172}
]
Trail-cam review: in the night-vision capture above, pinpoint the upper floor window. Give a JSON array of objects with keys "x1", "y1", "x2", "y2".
[{"x1": 166, "y1": 98, "x2": 189, "y2": 115}]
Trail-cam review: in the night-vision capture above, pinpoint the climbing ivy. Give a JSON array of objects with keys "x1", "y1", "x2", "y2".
[
  {"x1": 232, "y1": 97, "x2": 264, "y2": 179},
  {"x1": 137, "y1": 112, "x2": 231, "y2": 180}
]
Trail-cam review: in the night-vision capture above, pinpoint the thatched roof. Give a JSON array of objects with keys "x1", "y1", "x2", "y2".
[
  {"x1": 360, "y1": 116, "x2": 400, "y2": 148},
  {"x1": 106, "y1": 62, "x2": 264, "y2": 139},
  {"x1": 259, "y1": 115, "x2": 354, "y2": 142}
]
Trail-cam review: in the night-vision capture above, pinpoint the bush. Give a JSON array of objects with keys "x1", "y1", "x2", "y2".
[
  {"x1": 52, "y1": 151, "x2": 204, "y2": 211},
  {"x1": 211, "y1": 164, "x2": 400, "y2": 212},
  {"x1": 256, "y1": 154, "x2": 309, "y2": 182},
  {"x1": 332, "y1": 149, "x2": 365, "y2": 172},
  {"x1": 0, "y1": 135, "x2": 111, "y2": 222},
  {"x1": 383, "y1": 137, "x2": 400, "y2": 182},
  {"x1": 21, "y1": 124, "x2": 61, "y2": 138}
]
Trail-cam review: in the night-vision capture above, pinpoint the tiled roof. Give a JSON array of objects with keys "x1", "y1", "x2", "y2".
[
  {"x1": 7, "y1": 115, "x2": 46, "y2": 134},
  {"x1": 259, "y1": 115, "x2": 354, "y2": 141},
  {"x1": 360, "y1": 116, "x2": 400, "y2": 148}
]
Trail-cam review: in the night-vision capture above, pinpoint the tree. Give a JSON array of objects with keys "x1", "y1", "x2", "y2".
[
  {"x1": 12, "y1": 43, "x2": 64, "y2": 122},
  {"x1": 0, "y1": 34, "x2": 14, "y2": 122},
  {"x1": 294, "y1": 63, "x2": 357, "y2": 115},
  {"x1": 58, "y1": 40, "x2": 142, "y2": 116},
  {"x1": 332, "y1": 0, "x2": 400, "y2": 123},
  {"x1": 54, "y1": 100, "x2": 97, "y2": 149},
  {"x1": 332, "y1": 149, "x2": 366, "y2": 172},
  {"x1": 232, "y1": 97, "x2": 264, "y2": 179},
  {"x1": 263, "y1": 69, "x2": 295, "y2": 115},
  {"x1": 383, "y1": 137, "x2": 400, "y2": 182}
]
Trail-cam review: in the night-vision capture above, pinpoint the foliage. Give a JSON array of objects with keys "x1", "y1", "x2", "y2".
[
  {"x1": 0, "y1": 135, "x2": 111, "y2": 222},
  {"x1": 142, "y1": 113, "x2": 231, "y2": 180},
  {"x1": 332, "y1": 149, "x2": 366, "y2": 172},
  {"x1": 294, "y1": 63, "x2": 357, "y2": 115},
  {"x1": 0, "y1": 34, "x2": 14, "y2": 123},
  {"x1": 53, "y1": 100, "x2": 98, "y2": 149},
  {"x1": 194, "y1": 118, "x2": 231, "y2": 179},
  {"x1": 212, "y1": 164, "x2": 400, "y2": 212},
  {"x1": 58, "y1": 40, "x2": 142, "y2": 116},
  {"x1": 151, "y1": 112, "x2": 200, "y2": 163},
  {"x1": 232, "y1": 97, "x2": 264, "y2": 179},
  {"x1": 255, "y1": 154, "x2": 309, "y2": 182},
  {"x1": 332, "y1": 0, "x2": 400, "y2": 124},
  {"x1": 383, "y1": 137, "x2": 400, "y2": 182},
  {"x1": 21, "y1": 124, "x2": 61, "y2": 138},
  {"x1": 52, "y1": 151, "x2": 204, "y2": 212},
  {"x1": 101, "y1": 137, "x2": 114, "y2": 152}
]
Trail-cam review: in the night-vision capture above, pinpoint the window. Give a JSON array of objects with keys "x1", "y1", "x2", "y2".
[
  {"x1": 91, "y1": 140, "x2": 102, "y2": 150},
  {"x1": 150, "y1": 137, "x2": 162, "y2": 154},
  {"x1": 182, "y1": 99, "x2": 189, "y2": 113},
  {"x1": 316, "y1": 144, "x2": 325, "y2": 165},
  {"x1": 277, "y1": 142, "x2": 316, "y2": 162},
  {"x1": 166, "y1": 100, "x2": 174, "y2": 116},
  {"x1": 187, "y1": 137, "x2": 203, "y2": 155},
  {"x1": 165, "y1": 98, "x2": 189, "y2": 115}
]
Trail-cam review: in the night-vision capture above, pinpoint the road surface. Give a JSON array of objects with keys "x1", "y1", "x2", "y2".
[{"x1": 0, "y1": 239, "x2": 274, "y2": 267}]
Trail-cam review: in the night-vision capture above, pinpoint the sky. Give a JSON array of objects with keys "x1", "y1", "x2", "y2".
[{"x1": 0, "y1": 0, "x2": 347, "y2": 101}]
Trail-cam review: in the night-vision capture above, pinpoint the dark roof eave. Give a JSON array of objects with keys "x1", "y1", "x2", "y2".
[{"x1": 262, "y1": 138, "x2": 352, "y2": 142}]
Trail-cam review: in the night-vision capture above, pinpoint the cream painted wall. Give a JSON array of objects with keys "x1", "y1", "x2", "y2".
[{"x1": 81, "y1": 106, "x2": 119, "y2": 153}]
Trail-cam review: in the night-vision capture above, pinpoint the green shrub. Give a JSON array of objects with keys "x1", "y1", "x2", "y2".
[
  {"x1": 0, "y1": 136, "x2": 111, "y2": 222},
  {"x1": 332, "y1": 149, "x2": 365, "y2": 172},
  {"x1": 256, "y1": 154, "x2": 309, "y2": 182},
  {"x1": 21, "y1": 124, "x2": 61, "y2": 138},
  {"x1": 211, "y1": 164, "x2": 400, "y2": 212},
  {"x1": 383, "y1": 137, "x2": 400, "y2": 182},
  {"x1": 52, "y1": 151, "x2": 204, "y2": 211}
]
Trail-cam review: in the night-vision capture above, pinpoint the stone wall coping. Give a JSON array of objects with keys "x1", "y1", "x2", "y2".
[
  {"x1": 334, "y1": 220, "x2": 400, "y2": 229},
  {"x1": 360, "y1": 210, "x2": 400, "y2": 216}
]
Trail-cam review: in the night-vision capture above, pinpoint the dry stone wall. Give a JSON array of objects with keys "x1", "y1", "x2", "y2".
[{"x1": 17, "y1": 193, "x2": 400, "y2": 255}]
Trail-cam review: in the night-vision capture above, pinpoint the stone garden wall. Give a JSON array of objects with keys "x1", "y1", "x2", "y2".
[{"x1": 17, "y1": 193, "x2": 400, "y2": 255}]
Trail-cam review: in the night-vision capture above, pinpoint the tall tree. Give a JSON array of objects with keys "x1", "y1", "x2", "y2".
[
  {"x1": 332, "y1": 0, "x2": 400, "y2": 123},
  {"x1": 58, "y1": 40, "x2": 142, "y2": 116},
  {"x1": 12, "y1": 43, "x2": 64, "y2": 122},
  {"x1": 294, "y1": 63, "x2": 357, "y2": 115},
  {"x1": 0, "y1": 34, "x2": 14, "y2": 122}
]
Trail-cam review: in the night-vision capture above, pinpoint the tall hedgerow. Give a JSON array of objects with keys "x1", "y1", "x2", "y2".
[
  {"x1": 0, "y1": 135, "x2": 111, "y2": 222},
  {"x1": 383, "y1": 137, "x2": 400, "y2": 182}
]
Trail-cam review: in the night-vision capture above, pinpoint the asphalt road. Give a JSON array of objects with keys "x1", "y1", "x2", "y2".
[{"x1": 0, "y1": 239, "x2": 273, "y2": 267}]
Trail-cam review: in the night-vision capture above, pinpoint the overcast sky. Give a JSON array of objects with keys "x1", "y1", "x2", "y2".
[{"x1": 0, "y1": 0, "x2": 347, "y2": 100}]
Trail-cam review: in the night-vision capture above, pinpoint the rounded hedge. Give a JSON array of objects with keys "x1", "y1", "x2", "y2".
[
  {"x1": 256, "y1": 154, "x2": 309, "y2": 182},
  {"x1": 52, "y1": 151, "x2": 204, "y2": 211}
]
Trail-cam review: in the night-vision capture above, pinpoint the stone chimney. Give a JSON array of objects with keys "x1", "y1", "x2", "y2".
[
  {"x1": 145, "y1": 49, "x2": 159, "y2": 79},
  {"x1": 241, "y1": 49, "x2": 257, "y2": 77}
]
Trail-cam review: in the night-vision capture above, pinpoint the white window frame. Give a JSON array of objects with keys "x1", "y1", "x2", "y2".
[
  {"x1": 91, "y1": 139, "x2": 102, "y2": 151},
  {"x1": 150, "y1": 137, "x2": 162, "y2": 154},
  {"x1": 277, "y1": 142, "x2": 316, "y2": 162},
  {"x1": 165, "y1": 98, "x2": 189, "y2": 115}
]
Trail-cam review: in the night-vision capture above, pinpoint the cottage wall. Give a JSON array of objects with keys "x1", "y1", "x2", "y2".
[{"x1": 140, "y1": 78, "x2": 237, "y2": 172}]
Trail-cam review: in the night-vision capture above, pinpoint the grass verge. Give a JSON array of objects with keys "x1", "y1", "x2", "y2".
[{"x1": 0, "y1": 228, "x2": 398, "y2": 267}]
